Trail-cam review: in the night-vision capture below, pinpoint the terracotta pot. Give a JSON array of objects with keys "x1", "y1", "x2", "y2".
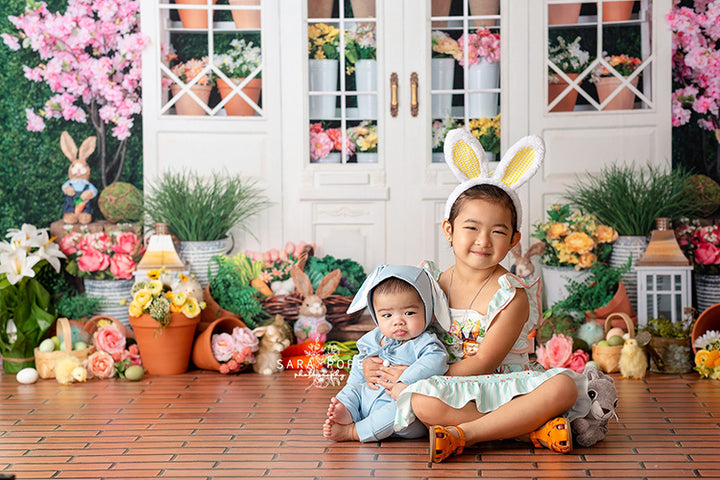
[
  {"x1": 192, "y1": 316, "x2": 248, "y2": 371},
  {"x1": 469, "y1": 0, "x2": 500, "y2": 27},
  {"x1": 229, "y1": 0, "x2": 260, "y2": 29},
  {"x1": 548, "y1": 2, "x2": 581, "y2": 25},
  {"x1": 308, "y1": 0, "x2": 334, "y2": 19},
  {"x1": 586, "y1": 281, "x2": 638, "y2": 328},
  {"x1": 129, "y1": 313, "x2": 199, "y2": 375},
  {"x1": 350, "y1": 0, "x2": 375, "y2": 18},
  {"x1": 170, "y1": 84, "x2": 212, "y2": 116},
  {"x1": 595, "y1": 75, "x2": 639, "y2": 110},
  {"x1": 692, "y1": 302, "x2": 720, "y2": 353},
  {"x1": 216, "y1": 77, "x2": 262, "y2": 116},
  {"x1": 548, "y1": 73, "x2": 580, "y2": 112},
  {"x1": 175, "y1": 0, "x2": 217, "y2": 29},
  {"x1": 200, "y1": 284, "x2": 241, "y2": 333},
  {"x1": 602, "y1": 1, "x2": 635, "y2": 22},
  {"x1": 431, "y1": 0, "x2": 452, "y2": 27}
]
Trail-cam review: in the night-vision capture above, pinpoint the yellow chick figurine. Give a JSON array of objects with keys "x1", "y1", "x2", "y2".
[
  {"x1": 54, "y1": 356, "x2": 83, "y2": 385},
  {"x1": 619, "y1": 338, "x2": 648, "y2": 379}
]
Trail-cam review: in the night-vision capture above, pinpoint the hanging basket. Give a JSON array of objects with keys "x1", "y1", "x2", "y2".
[
  {"x1": 34, "y1": 317, "x2": 96, "y2": 380},
  {"x1": 592, "y1": 312, "x2": 635, "y2": 373}
]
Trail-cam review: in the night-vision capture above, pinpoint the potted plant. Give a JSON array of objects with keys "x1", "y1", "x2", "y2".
[
  {"x1": 591, "y1": 53, "x2": 643, "y2": 110},
  {"x1": 0, "y1": 224, "x2": 65, "y2": 373},
  {"x1": 347, "y1": 121, "x2": 378, "y2": 163},
  {"x1": 345, "y1": 23, "x2": 377, "y2": 119},
  {"x1": 532, "y1": 204, "x2": 619, "y2": 308},
  {"x1": 675, "y1": 221, "x2": 720, "y2": 314},
  {"x1": 468, "y1": 114, "x2": 501, "y2": 161},
  {"x1": 143, "y1": 169, "x2": 270, "y2": 287},
  {"x1": 166, "y1": 56, "x2": 214, "y2": 116},
  {"x1": 458, "y1": 28, "x2": 501, "y2": 118},
  {"x1": 214, "y1": 38, "x2": 262, "y2": 116},
  {"x1": 127, "y1": 270, "x2": 205, "y2": 375},
  {"x1": 308, "y1": 22, "x2": 341, "y2": 118},
  {"x1": 693, "y1": 328, "x2": 720, "y2": 378},
  {"x1": 431, "y1": 30, "x2": 460, "y2": 118},
  {"x1": 309, "y1": 123, "x2": 356, "y2": 163},
  {"x1": 431, "y1": 116, "x2": 459, "y2": 163},
  {"x1": 547, "y1": 36, "x2": 591, "y2": 112},
  {"x1": 640, "y1": 314, "x2": 695, "y2": 374}
]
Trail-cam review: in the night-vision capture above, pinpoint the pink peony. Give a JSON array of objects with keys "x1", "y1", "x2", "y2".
[
  {"x1": 85, "y1": 231, "x2": 112, "y2": 253},
  {"x1": 310, "y1": 131, "x2": 333, "y2": 160},
  {"x1": 232, "y1": 327, "x2": 259, "y2": 352},
  {"x1": 109, "y1": 253, "x2": 136, "y2": 279},
  {"x1": 58, "y1": 232, "x2": 82, "y2": 255},
  {"x1": 535, "y1": 333, "x2": 574, "y2": 369},
  {"x1": 121, "y1": 344, "x2": 143, "y2": 366},
  {"x1": 87, "y1": 351, "x2": 115, "y2": 379},
  {"x1": 211, "y1": 332, "x2": 235, "y2": 362},
  {"x1": 77, "y1": 247, "x2": 111, "y2": 273},
  {"x1": 694, "y1": 243, "x2": 720, "y2": 265},
  {"x1": 111, "y1": 231, "x2": 140, "y2": 255},
  {"x1": 93, "y1": 326, "x2": 126, "y2": 357},
  {"x1": 566, "y1": 349, "x2": 590, "y2": 373}
]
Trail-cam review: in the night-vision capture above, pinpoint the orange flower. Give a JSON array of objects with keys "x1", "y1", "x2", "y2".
[
  {"x1": 595, "y1": 224, "x2": 618, "y2": 243},
  {"x1": 547, "y1": 223, "x2": 569, "y2": 239},
  {"x1": 577, "y1": 252, "x2": 597, "y2": 269},
  {"x1": 564, "y1": 232, "x2": 594, "y2": 254},
  {"x1": 695, "y1": 349, "x2": 712, "y2": 368}
]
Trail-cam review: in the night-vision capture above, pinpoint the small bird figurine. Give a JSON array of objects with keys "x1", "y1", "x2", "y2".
[{"x1": 619, "y1": 338, "x2": 648, "y2": 379}]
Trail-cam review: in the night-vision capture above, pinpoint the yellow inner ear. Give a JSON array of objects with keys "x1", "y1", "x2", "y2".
[
  {"x1": 500, "y1": 147, "x2": 535, "y2": 186},
  {"x1": 452, "y1": 141, "x2": 483, "y2": 179}
]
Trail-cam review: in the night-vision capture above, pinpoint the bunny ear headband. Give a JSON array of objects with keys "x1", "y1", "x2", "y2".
[
  {"x1": 347, "y1": 264, "x2": 451, "y2": 331},
  {"x1": 443, "y1": 128, "x2": 545, "y2": 229}
]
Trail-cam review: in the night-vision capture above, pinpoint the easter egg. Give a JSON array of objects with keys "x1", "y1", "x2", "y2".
[
  {"x1": 16, "y1": 367, "x2": 39, "y2": 384},
  {"x1": 51, "y1": 335, "x2": 61, "y2": 349},
  {"x1": 585, "y1": 360, "x2": 600, "y2": 370},
  {"x1": 576, "y1": 322, "x2": 605, "y2": 348},
  {"x1": 608, "y1": 335, "x2": 625, "y2": 346},
  {"x1": 74, "y1": 341, "x2": 88, "y2": 350},
  {"x1": 38, "y1": 338, "x2": 56, "y2": 353},
  {"x1": 125, "y1": 365, "x2": 145, "y2": 381},
  {"x1": 606, "y1": 327, "x2": 625, "y2": 341},
  {"x1": 596, "y1": 340, "x2": 610, "y2": 347}
]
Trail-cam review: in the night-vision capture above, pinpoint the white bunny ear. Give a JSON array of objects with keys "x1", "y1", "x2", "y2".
[
  {"x1": 443, "y1": 127, "x2": 489, "y2": 182},
  {"x1": 427, "y1": 274, "x2": 451, "y2": 331},
  {"x1": 346, "y1": 264, "x2": 386, "y2": 314},
  {"x1": 491, "y1": 135, "x2": 544, "y2": 190}
]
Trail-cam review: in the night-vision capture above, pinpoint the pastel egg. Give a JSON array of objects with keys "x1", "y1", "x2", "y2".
[
  {"x1": 606, "y1": 327, "x2": 625, "y2": 341},
  {"x1": 16, "y1": 367, "x2": 39, "y2": 384},
  {"x1": 38, "y1": 338, "x2": 56, "y2": 353}
]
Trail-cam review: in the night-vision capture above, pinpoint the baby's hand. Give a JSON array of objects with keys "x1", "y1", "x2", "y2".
[{"x1": 388, "y1": 381, "x2": 408, "y2": 401}]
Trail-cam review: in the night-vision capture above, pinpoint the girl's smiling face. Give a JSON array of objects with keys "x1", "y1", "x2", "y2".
[{"x1": 444, "y1": 197, "x2": 521, "y2": 271}]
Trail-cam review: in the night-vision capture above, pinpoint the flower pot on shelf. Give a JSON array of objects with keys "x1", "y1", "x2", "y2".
[
  {"x1": 467, "y1": 60, "x2": 500, "y2": 119},
  {"x1": 175, "y1": 0, "x2": 217, "y2": 29},
  {"x1": 354, "y1": 59, "x2": 377, "y2": 119},
  {"x1": 312, "y1": 152, "x2": 342, "y2": 164},
  {"x1": 548, "y1": 2, "x2": 582, "y2": 25},
  {"x1": 192, "y1": 316, "x2": 249, "y2": 372},
  {"x1": 200, "y1": 284, "x2": 241, "y2": 333},
  {"x1": 228, "y1": 0, "x2": 260, "y2": 29},
  {"x1": 548, "y1": 73, "x2": 580, "y2": 112},
  {"x1": 595, "y1": 75, "x2": 639, "y2": 111},
  {"x1": 432, "y1": 0, "x2": 452, "y2": 27},
  {"x1": 129, "y1": 313, "x2": 199, "y2": 375},
  {"x1": 216, "y1": 77, "x2": 262, "y2": 116},
  {"x1": 83, "y1": 278, "x2": 134, "y2": 327},
  {"x1": 431, "y1": 58, "x2": 455, "y2": 118},
  {"x1": 308, "y1": 0, "x2": 334, "y2": 19},
  {"x1": 169, "y1": 84, "x2": 212, "y2": 116},
  {"x1": 469, "y1": 0, "x2": 500, "y2": 27},
  {"x1": 308, "y1": 59, "x2": 339, "y2": 119},
  {"x1": 350, "y1": 0, "x2": 375, "y2": 19},
  {"x1": 584, "y1": 281, "x2": 638, "y2": 328},
  {"x1": 602, "y1": 1, "x2": 635, "y2": 22},
  {"x1": 356, "y1": 152, "x2": 378, "y2": 163}
]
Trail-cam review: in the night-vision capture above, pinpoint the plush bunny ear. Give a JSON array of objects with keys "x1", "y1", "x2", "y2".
[
  {"x1": 491, "y1": 135, "x2": 544, "y2": 191},
  {"x1": 346, "y1": 264, "x2": 386, "y2": 315},
  {"x1": 443, "y1": 127, "x2": 489, "y2": 182},
  {"x1": 60, "y1": 131, "x2": 78, "y2": 162},
  {"x1": 427, "y1": 274, "x2": 451, "y2": 331}
]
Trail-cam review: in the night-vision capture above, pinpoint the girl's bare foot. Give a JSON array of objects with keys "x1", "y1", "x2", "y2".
[
  {"x1": 323, "y1": 417, "x2": 359, "y2": 441},
  {"x1": 326, "y1": 397, "x2": 353, "y2": 425}
]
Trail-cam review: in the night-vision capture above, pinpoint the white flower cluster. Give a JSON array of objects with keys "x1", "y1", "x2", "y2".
[{"x1": 0, "y1": 224, "x2": 65, "y2": 285}]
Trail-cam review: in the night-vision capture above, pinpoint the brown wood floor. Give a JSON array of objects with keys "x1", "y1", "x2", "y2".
[{"x1": 1, "y1": 367, "x2": 719, "y2": 480}]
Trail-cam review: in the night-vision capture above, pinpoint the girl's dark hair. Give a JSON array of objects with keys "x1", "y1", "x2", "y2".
[{"x1": 447, "y1": 184, "x2": 518, "y2": 234}]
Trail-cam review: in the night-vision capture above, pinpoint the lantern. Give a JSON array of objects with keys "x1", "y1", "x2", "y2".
[
  {"x1": 635, "y1": 222, "x2": 692, "y2": 327},
  {"x1": 134, "y1": 223, "x2": 186, "y2": 278}
]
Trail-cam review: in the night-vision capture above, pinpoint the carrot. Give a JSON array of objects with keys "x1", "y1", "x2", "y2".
[
  {"x1": 282, "y1": 340, "x2": 324, "y2": 357},
  {"x1": 74, "y1": 200, "x2": 87, "y2": 214},
  {"x1": 282, "y1": 354, "x2": 326, "y2": 370},
  {"x1": 250, "y1": 277, "x2": 273, "y2": 296}
]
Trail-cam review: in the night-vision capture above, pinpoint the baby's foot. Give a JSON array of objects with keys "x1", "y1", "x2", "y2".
[
  {"x1": 326, "y1": 397, "x2": 353, "y2": 425},
  {"x1": 323, "y1": 417, "x2": 359, "y2": 442}
]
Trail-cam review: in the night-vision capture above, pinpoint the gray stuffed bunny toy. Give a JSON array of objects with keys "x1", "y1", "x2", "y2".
[{"x1": 571, "y1": 363, "x2": 618, "y2": 447}]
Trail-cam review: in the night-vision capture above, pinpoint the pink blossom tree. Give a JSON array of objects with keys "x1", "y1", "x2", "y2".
[{"x1": 2, "y1": 0, "x2": 145, "y2": 188}]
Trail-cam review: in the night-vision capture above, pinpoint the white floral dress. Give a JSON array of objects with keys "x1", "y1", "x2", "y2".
[{"x1": 394, "y1": 265, "x2": 590, "y2": 432}]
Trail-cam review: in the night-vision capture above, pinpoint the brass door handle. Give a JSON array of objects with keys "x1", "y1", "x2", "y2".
[
  {"x1": 410, "y1": 72, "x2": 418, "y2": 117},
  {"x1": 390, "y1": 73, "x2": 398, "y2": 117}
]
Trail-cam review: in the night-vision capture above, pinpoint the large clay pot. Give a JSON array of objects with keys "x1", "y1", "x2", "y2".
[
  {"x1": 228, "y1": 0, "x2": 260, "y2": 29},
  {"x1": 469, "y1": 0, "x2": 500, "y2": 27},
  {"x1": 548, "y1": 2, "x2": 581, "y2": 25},
  {"x1": 308, "y1": 0, "x2": 334, "y2": 19},
  {"x1": 200, "y1": 284, "x2": 241, "y2": 333},
  {"x1": 602, "y1": 1, "x2": 635, "y2": 22},
  {"x1": 585, "y1": 281, "x2": 638, "y2": 328},
  {"x1": 129, "y1": 313, "x2": 199, "y2": 375},
  {"x1": 175, "y1": 0, "x2": 217, "y2": 29},
  {"x1": 548, "y1": 73, "x2": 580, "y2": 112},
  {"x1": 192, "y1": 316, "x2": 248, "y2": 371},
  {"x1": 216, "y1": 77, "x2": 262, "y2": 116},
  {"x1": 692, "y1": 302, "x2": 720, "y2": 353},
  {"x1": 595, "y1": 75, "x2": 639, "y2": 110},
  {"x1": 170, "y1": 84, "x2": 212, "y2": 116}
]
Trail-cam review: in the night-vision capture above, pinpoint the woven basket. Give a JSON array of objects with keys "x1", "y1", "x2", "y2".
[
  {"x1": 34, "y1": 317, "x2": 96, "y2": 379},
  {"x1": 261, "y1": 293, "x2": 362, "y2": 328},
  {"x1": 592, "y1": 312, "x2": 635, "y2": 373}
]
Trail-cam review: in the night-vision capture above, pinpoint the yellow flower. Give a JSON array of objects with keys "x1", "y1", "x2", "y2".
[
  {"x1": 695, "y1": 349, "x2": 712, "y2": 368},
  {"x1": 181, "y1": 297, "x2": 201, "y2": 318},
  {"x1": 129, "y1": 300, "x2": 144, "y2": 318},
  {"x1": 709, "y1": 349, "x2": 720, "y2": 369},
  {"x1": 146, "y1": 279, "x2": 163, "y2": 295},
  {"x1": 547, "y1": 223, "x2": 569, "y2": 239},
  {"x1": 147, "y1": 269, "x2": 161, "y2": 280},
  {"x1": 595, "y1": 224, "x2": 618, "y2": 244},
  {"x1": 576, "y1": 252, "x2": 597, "y2": 270},
  {"x1": 564, "y1": 232, "x2": 595, "y2": 254},
  {"x1": 133, "y1": 289, "x2": 152, "y2": 308},
  {"x1": 172, "y1": 291, "x2": 188, "y2": 307}
]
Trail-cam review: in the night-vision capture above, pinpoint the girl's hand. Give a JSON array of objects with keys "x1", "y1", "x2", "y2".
[
  {"x1": 362, "y1": 357, "x2": 385, "y2": 390},
  {"x1": 378, "y1": 364, "x2": 408, "y2": 383}
]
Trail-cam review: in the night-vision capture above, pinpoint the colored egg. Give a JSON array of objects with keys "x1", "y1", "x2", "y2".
[
  {"x1": 125, "y1": 366, "x2": 145, "y2": 381},
  {"x1": 16, "y1": 367, "x2": 39, "y2": 384},
  {"x1": 606, "y1": 327, "x2": 625, "y2": 341},
  {"x1": 38, "y1": 338, "x2": 56, "y2": 352}
]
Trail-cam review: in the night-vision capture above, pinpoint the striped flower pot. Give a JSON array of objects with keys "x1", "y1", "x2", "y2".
[
  {"x1": 83, "y1": 279, "x2": 134, "y2": 327},
  {"x1": 178, "y1": 236, "x2": 233, "y2": 288}
]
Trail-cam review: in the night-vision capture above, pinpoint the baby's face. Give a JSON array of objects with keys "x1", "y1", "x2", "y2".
[{"x1": 372, "y1": 289, "x2": 426, "y2": 342}]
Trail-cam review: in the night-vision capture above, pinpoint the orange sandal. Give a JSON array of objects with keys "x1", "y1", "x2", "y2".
[
  {"x1": 530, "y1": 417, "x2": 572, "y2": 453},
  {"x1": 430, "y1": 425, "x2": 466, "y2": 463}
]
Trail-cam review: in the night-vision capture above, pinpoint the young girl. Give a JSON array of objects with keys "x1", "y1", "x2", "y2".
[{"x1": 363, "y1": 129, "x2": 590, "y2": 463}]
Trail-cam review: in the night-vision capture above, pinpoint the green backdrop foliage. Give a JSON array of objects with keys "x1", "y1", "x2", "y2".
[{"x1": 0, "y1": 0, "x2": 143, "y2": 233}]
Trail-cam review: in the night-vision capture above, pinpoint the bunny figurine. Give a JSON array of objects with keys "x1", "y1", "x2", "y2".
[
  {"x1": 509, "y1": 241, "x2": 546, "y2": 280},
  {"x1": 290, "y1": 265, "x2": 342, "y2": 343},
  {"x1": 252, "y1": 315, "x2": 293, "y2": 375},
  {"x1": 60, "y1": 131, "x2": 98, "y2": 225}
]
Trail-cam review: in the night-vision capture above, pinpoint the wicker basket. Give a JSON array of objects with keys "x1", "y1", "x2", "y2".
[
  {"x1": 592, "y1": 312, "x2": 635, "y2": 373},
  {"x1": 34, "y1": 317, "x2": 96, "y2": 379},
  {"x1": 261, "y1": 293, "x2": 363, "y2": 328}
]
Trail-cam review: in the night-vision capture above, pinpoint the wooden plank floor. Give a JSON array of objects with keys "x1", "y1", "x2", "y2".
[{"x1": 1, "y1": 367, "x2": 719, "y2": 480}]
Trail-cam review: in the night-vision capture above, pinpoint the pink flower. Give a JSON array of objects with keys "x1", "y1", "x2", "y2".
[
  {"x1": 1, "y1": 33, "x2": 20, "y2": 50},
  {"x1": 212, "y1": 332, "x2": 235, "y2": 362},
  {"x1": 310, "y1": 131, "x2": 333, "y2": 160},
  {"x1": 85, "y1": 232, "x2": 112, "y2": 252},
  {"x1": 566, "y1": 349, "x2": 590, "y2": 373},
  {"x1": 695, "y1": 243, "x2": 720, "y2": 265},
  {"x1": 232, "y1": 327, "x2": 259, "y2": 353},
  {"x1": 109, "y1": 253, "x2": 136, "y2": 280},
  {"x1": 87, "y1": 351, "x2": 115, "y2": 379},
  {"x1": 121, "y1": 344, "x2": 142, "y2": 366},
  {"x1": 93, "y1": 326, "x2": 126, "y2": 358},
  {"x1": 535, "y1": 333, "x2": 574, "y2": 369},
  {"x1": 77, "y1": 247, "x2": 111, "y2": 273},
  {"x1": 58, "y1": 232, "x2": 82, "y2": 255},
  {"x1": 25, "y1": 109, "x2": 45, "y2": 132},
  {"x1": 111, "y1": 232, "x2": 140, "y2": 255}
]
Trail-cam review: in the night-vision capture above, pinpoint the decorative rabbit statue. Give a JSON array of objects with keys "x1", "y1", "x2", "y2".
[
  {"x1": 510, "y1": 241, "x2": 546, "y2": 280},
  {"x1": 252, "y1": 315, "x2": 293, "y2": 375},
  {"x1": 290, "y1": 265, "x2": 342, "y2": 343},
  {"x1": 60, "y1": 131, "x2": 98, "y2": 225}
]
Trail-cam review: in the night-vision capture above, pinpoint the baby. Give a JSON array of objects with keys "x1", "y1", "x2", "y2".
[{"x1": 323, "y1": 264, "x2": 450, "y2": 442}]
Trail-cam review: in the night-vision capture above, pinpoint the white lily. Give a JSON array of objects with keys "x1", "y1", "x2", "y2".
[
  {"x1": 6, "y1": 224, "x2": 46, "y2": 250},
  {"x1": 36, "y1": 239, "x2": 66, "y2": 273},
  {"x1": 0, "y1": 248, "x2": 42, "y2": 285}
]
